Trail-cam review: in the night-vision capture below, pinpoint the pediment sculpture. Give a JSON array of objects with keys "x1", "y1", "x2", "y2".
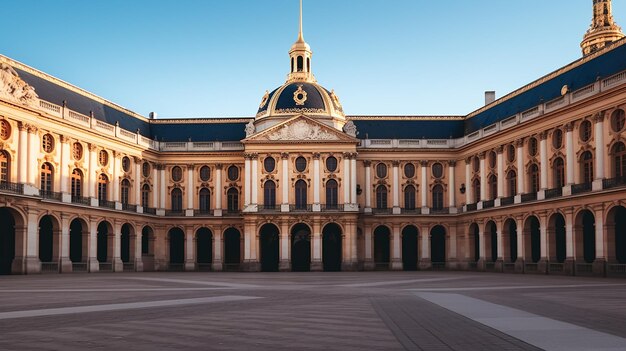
[
  {"x1": 265, "y1": 120, "x2": 340, "y2": 141},
  {"x1": 0, "y1": 63, "x2": 39, "y2": 107}
]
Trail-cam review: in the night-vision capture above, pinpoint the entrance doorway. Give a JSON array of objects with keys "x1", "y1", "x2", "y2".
[
  {"x1": 402, "y1": 225, "x2": 418, "y2": 271},
  {"x1": 260, "y1": 224, "x2": 279, "y2": 272},
  {"x1": 322, "y1": 223, "x2": 342, "y2": 272},
  {"x1": 291, "y1": 224, "x2": 311, "y2": 272}
]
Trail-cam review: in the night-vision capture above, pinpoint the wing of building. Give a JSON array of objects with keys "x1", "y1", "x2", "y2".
[{"x1": 0, "y1": 0, "x2": 625, "y2": 276}]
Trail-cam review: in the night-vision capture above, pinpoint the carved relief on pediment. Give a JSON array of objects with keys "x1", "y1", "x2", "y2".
[
  {"x1": 264, "y1": 120, "x2": 340, "y2": 141},
  {"x1": 0, "y1": 63, "x2": 39, "y2": 107}
]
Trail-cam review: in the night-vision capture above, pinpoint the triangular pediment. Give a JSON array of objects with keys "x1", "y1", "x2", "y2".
[{"x1": 243, "y1": 115, "x2": 357, "y2": 143}]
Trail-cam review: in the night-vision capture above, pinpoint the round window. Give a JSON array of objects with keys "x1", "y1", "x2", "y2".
[
  {"x1": 528, "y1": 137, "x2": 538, "y2": 157},
  {"x1": 507, "y1": 144, "x2": 516, "y2": 163},
  {"x1": 326, "y1": 156, "x2": 338, "y2": 172},
  {"x1": 122, "y1": 156, "x2": 131, "y2": 173},
  {"x1": 142, "y1": 162, "x2": 151, "y2": 178},
  {"x1": 264, "y1": 157, "x2": 276, "y2": 173},
  {"x1": 472, "y1": 157, "x2": 479, "y2": 172},
  {"x1": 432, "y1": 163, "x2": 443, "y2": 179},
  {"x1": 404, "y1": 163, "x2": 415, "y2": 178},
  {"x1": 172, "y1": 166, "x2": 183, "y2": 182},
  {"x1": 552, "y1": 129, "x2": 563, "y2": 149},
  {"x1": 99, "y1": 150, "x2": 108, "y2": 166},
  {"x1": 580, "y1": 120, "x2": 592, "y2": 142},
  {"x1": 295, "y1": 156, "x2": 307, "y2": 172},
  {"x1": 611, "y1": 109, "x2": 625, "y2": 132},
  {"x1": 42, "y1": 133, "x2": 55, "y2": 153},
  {"x1": 227, "y1": 165, "x2": 239, "y2": 181},
  {"x1": 72, "y1": 142, "x2": 83, "y2": 160},
  {"x1": 488, "y1": 151, "x2": 496, "y2": 168},
  {"x1": 199, "y1": 165, "x2": 211, "y2": 181},
  {"x1": 0, "y1": 120, "x2": 11, "y2": 140},
  {"x1": 376, "y1": 163, "x2": 387, "y2": 178}
]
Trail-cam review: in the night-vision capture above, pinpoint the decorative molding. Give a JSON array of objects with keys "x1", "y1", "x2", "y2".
[
  {"x1": 264, "y1": 119, "x2": 340, "y2": 141},
  {"x1": 0, "y1": 63, "x2": 39, "y2": 108}
]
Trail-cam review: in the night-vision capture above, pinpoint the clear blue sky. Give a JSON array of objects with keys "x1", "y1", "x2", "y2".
[{"x1": 2, "y1": 0, "x2": 611, "y2": 118}]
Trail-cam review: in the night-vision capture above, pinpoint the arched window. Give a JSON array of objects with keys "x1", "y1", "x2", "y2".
[
  {"x1": 227, "y1": 188, "x2": 239, "y2": 212},
  {"x1": 404, "y1": 184, "x2": 416, "y2": 210},
  {"x1": 488, "y1": 174, "x2": 497, "y2": 200},
  {"x1": 295, "y1": 179, "x2": 307, "y2": 210},
  {"x1": 376, "y1": 185, "x2": 387, "y2": 209},
  {"x1": 171, "y1": 188, "x2": 183, "y2": 212},
  {"x1": 199, "y1": 188, "x2": 211, "y2": 213},
  {"x1": 325, "y1": 179, "x2": 338, "y2": 209},
  {"x1": 506, "y1": 170, "x2": 517, "y2": 197},
  {"x1": 141, "y1": 183, "x2": 150, "y2": 208},
  {"x1": 264, "y1": 180, "x2": 276, "y2": 208},
  {"x1": 0, "y1": 151, "x2": 9, "y2": 183},
  {"x1": 297, "y1": 56, "x2": 304, "y2": 72},
  {"x1": 71, "y1": 169, "x2": 83, "y2": 198},
  {"x1": 120, "y1": 179, "x2": 130, "y2": 205},
  {"x1": 40, "y1": 163, "x2": 53, "y2": 193},
  {"x1": 98, "y1": 174, "x2": 108, "y2": 202},
  {"x1": 472, "y1": 179, "x2": 480, "y2": 203},
  {"x1": 612, "y1": 142, "x2": 626, "y2": 179},
  {"x1": 529, "y1": 164, "x2": 540, "y2": 192},
  {"x1": 581, "y1": 151, "x2": 594, "y2": 184},
  {"x1": 554, "y1": 157, "x2": 565, "y2": 188},
  {"x1": 432, "y1": 184, "x2": 444, "y2": 211}
]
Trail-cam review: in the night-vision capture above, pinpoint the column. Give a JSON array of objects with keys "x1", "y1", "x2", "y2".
[
  {"x1": 152, "y1": 164, "x2": 159, "y2": 209},
  {"x1": 448, "y1": 226, "x2": 458, "y2": 268},
  {"x1": 564, "y1": 123, "x2": 575, "y2": 194},
  {"x1": 515, "y1": 217, "x2": 525, "y2": 272},
  {"x1": 350, "y1": 154, "x2": 357, "y2": 205},
  {"x1": 496, "y1": 147, "x2": 504, "y2": 205},
  {"x1": 538, "y1": 214, "x2": 549, "y2": 273},
  {"x1": 515, "y1": 139, "x2": 525, "y2": 202},
  {"x1": 281, "y1": 153, "x2": 289, "y2": 212},
  {"x1": 60, "y1": 136, "x2": 70, "y2": 195},
  {"x1": 419, "y1": 225, "x2": 430, "y2": 269},
  {"x1": 420, "y1": 161, "x2": 428, "y2": 213},
  {"x1": 159, "y1": 165, "x2": 166, "y2": 209},
  {"x1": 593, "y1": 113, "x2": 606, "y2": 191},
  {"x1": 495, "y1": 220, "x2": 504, "y2": 271},
  {"x1": 311, "y1": 220, "x2": 322, "y2": 271},
  {"x1": 313, "y1": 153, "x2": 321, "y2": 212},
  {"x1": 214, "y1": 164, "x2": 223, "y2": 216},
  {"x1": 391, "y1": 223, "x2": 402, "y2": 270},
  {"x1": 112, "y1": 152, "x2": 120, "y2": 203},
  {"x1": 212, "y1": 229, "x2": 223, "y2": 271},
  {"x1": 88, "y1": 144, "x2": 98, "y2": 200},
  {"x1": 364, "y1": 225, "x2": 374, "y2": 270},
  {"x1": 59, "y1": 214, "x2": 72, "y2": 272},
  {"x1": 448, "y1": 161, "x2": 457, "y2": 213},
  {"x1": 134, "y1": 157, "x2": 142, "y2": 211},
  {"x1": 539, "y1": 132, "x2": 548, "y2": 192},
  {"x1": 479, "y1": 152, "x2": 487, "y2": 202},
  {"x1": 564, "y1": 209, "x2": 575, "y2": 275},
  {"x1": 27, "y1": 124, "x2": 39, "y2": 186},
  {"x1": 364, "y1": 161, "x2": 372, "y2": 213},
  {"x1": 251, "y1": 154, "x2": 258, "y2": 209},
  {"x1": 477, "y1": 223, "x2": 486, "y2": 270},
  {"x1": 186, "y1": 164, "x2": 194, "y2": 216},
  {"x1": 112, "y1": 222, "x2": 122, "y2": 272},
  {"x1": 593, "y1": 205, "x2": 607, "y2": 275},
  {"x1": 465, "y1": 158, "x2": 472, "y2": 206},
  {"x1": 279, "y1": 220, "x2": 290, "y2": 271},
  {"x1": 392, "y1": 161, "x2": 400, "y2": 214},
  {"x1": 134, "y1": 229, "x2": 143, "y2": 271},
  {"x1": 17, "y1": 122, "x2": 27, "y2": 184},
  {"x1": 343, "y1": 153, "x2": 350, "y2": 205},
  {"x1": 88, "y1": 219, "x2": 99, "y2": 272},
  {"x1": 185, "y1": 226, "x2": 195, "y2": 271},
  {"x1": 244, "y1": 154, "x2": 251, "y2": 207}
]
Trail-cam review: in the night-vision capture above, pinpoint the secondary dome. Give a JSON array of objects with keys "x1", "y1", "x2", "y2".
[{"x1": 256, "y1": 82, "x2": 344, "y2": 119}]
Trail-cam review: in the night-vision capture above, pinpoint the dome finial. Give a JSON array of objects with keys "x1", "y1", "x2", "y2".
[
  {"x1": 287, "y1": 0, "x2": 314, "y2": 83},
  {"x1": 297, "y1": 0, "x2": 304, "y2": 42},
  {"x1": 581, "y1": 0, "x2": 624, "y2": 56}
]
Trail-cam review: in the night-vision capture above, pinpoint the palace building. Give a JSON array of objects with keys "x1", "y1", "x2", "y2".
[{"x1": 0, "y1": 0, "x2": 625, "y2": 276}]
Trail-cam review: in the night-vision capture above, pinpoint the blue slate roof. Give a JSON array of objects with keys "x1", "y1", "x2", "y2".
[
  {"x1": 351, "y1": 118, "x2": 465, "y2": 139},
  {"x1": 150, "y1": 120, "x2": 249, "y2": 142}
]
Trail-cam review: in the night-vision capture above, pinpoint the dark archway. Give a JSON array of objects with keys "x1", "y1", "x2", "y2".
[
  {"x1": 224, "y1": 228, "x2": 241, "y2": 270},
  {"x1": 69, "y1": 219, "x2": 85, "y2": 263},
  {"x1": 141, "y1": 226, "x2": 155, "y2": 271},
  {"x1": 431, "y1": 225, "x2": 446, "y2": 264},
  {"x1": 374, "y1": 226, "x2": 390, "y2": 270},
  {"x1": 486, "y1": 221, "x2": 497, "y2": 262},
  {"x1": 97, "y1": 222, "x2": 112, "y2": 263},
  {"x1": 121, "y1": 224, "x2": 132, "y2": 263},
  {"x1": 525, "y1": 216, "x2": 541, "y2": 263},
  {"x1": 402, "y1": 225, "x2": 418, "y2": 271},
  {"x1": 611, "y1": 206, "x2": 626, "y2": 263},
  {"x1": 291, "y1": 224, "x2": 311, "y2": 272},
  {"x1": 469, "y1": 223, "x2": 479, "y2": 263},
  {"x1": 38, "y1": 216, "x2": 54, "y2": 263},
  {"x1": 0, "y1": 208, "x2": 16, "y2": 275},
  {"x1": 260, "y1": 224, "x2": 279, "y2": 272},
  {"x1": 579, "y1": 210, "x2": 596, "y2": 263},
  {"x1": 504, "y1": 219, "x2": 518, "y2": 262},
  {"x1": 168, "y1": 227, "x2": 185, "y2": 269},
  {"x1": 196, "y1": 227, "x2": 213, "y2": 269},
  {"x1": 549, "y1": 213, "x2": 566, "y2": 263},
  {"x1": 322, "y1": 223, "x2": 342, "y2": 272}
]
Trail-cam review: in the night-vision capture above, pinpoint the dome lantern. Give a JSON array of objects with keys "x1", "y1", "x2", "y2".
[{"x1": 287, "y1": 0, "x2": 315, "y2": 83}]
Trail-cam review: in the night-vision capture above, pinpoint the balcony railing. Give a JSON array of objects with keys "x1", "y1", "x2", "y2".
[
  {"x1": 401, "y1": 207, "x2": 421, "y2": 215},
  {"x1": 99, "y1": 199, "x2": 116, "y2": 209},
  {"x1": 466, "y1": 203, "x2": 477, "y2": 212},
  {"x1": 41, "y1": 190, "x2": 62, "y2": 201},
  {"x1": 603, "y1": 176, "x2": 626, "y2": 190},
  {"x1": 72, "y1": 196, "x2": 91, "y2": 206},
  {"x1": 121, "y1": 203, "x2": 137, "y2": 212},
  {"x1": 545, "y1": 187, "x2": 563, "y2": 199},
  {"x1": 321, "y1": 204, "x2": 343, "y2": 212},
  {"x1": 571, "y1": 182, "x2": 592, "y2": 195},
  {"x1": 482, "y1": 200, "x2": 495, "y2": 209},
  {"x1": 165, "y1": 210, "x2": 185, "y2": 217},
  {"x1": 258, "y1": 205, "x2": 279, "y2": 212},
  {"x1": 289, "y1": 204, "x2": 312, "y2": 212},
  {"x1": 144, "y1": 207, "x2": 157, "y2": 215},
  {"x1": 500, "y1": 196, "x2": 515, "y2": 206},
  {"x1": 224, "y1": 209, "x2": 242, "y2": 216},
  {"x1": 372, "y1": 207, "x2": 392, "y2": 214},
  {"x1": 195, "y1": 208, "x2": 213, "y2": 216},
  {"x1": 521, "y1": 192, "x2": 537, "y2": 203},
  {"x1": 0, "y1": 181, "x2": 23, "y2": 194},
  {"x1": 431, "y1": 207, "x2": 450, "y2": 215}
]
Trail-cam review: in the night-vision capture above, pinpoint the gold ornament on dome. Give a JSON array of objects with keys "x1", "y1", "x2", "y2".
[
  {"x1": 330, "y1": 89, "x2": 342, "y2": 109},
  {"x1": 259, "y1": 90, "x2": 269, "y2": 109},
  {"x1": 293, "y1": 85, "x2": 307, "y2": 105}
]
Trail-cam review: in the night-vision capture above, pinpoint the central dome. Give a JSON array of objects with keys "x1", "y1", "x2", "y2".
[{"x1": 256, "y1": 82, "x2": 344, "y2": 119}]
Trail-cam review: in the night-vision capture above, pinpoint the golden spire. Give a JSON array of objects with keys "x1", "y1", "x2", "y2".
[
  {"x1": 581, "y1": 0, "x2": 625, "y2": 56},
  {"x1": 297, "y1": 0, "x2": 304, "y2": 43},
  {"x1": 287, "y1": 0, "x2": 315, "y2": 83}
]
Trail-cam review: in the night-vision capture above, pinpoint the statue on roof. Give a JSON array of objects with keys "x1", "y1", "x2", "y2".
[
  {"x1": 245, "y1": 120, "x2": 256, "y2": 137},
  {"x1": 0, "y1": 62, "x2": 39, "y2": 107},
  {"x1": 343, "y1": 120, "x2": 358, "y2": 137}
]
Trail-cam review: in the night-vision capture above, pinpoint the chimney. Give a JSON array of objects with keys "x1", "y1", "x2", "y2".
[
  {"x1": 149, "y1": 112, "x2": 157, "y2": 119},
  {"x1": 485, "y1": 91, "x2": 496, "y2": 105}
]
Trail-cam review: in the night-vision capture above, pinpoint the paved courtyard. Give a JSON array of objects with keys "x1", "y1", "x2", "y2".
[{"x1": 1, "y1": 272, "x2": 626, "y2": 350}]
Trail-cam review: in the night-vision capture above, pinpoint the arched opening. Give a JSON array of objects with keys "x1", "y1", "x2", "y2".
[
  {"x1": 502, "y1": 219, "x2": 517, "y2": 263},
  {"x1": 402, "y1": 225, "x2": 418, "y2": 271},
  {"x1": 529, "y1": 164, "x2": 540, "y2": 193},
  {"x1": 69, "y1": 218, "x2": 86, "y2": 267},
  {"x1": 120, "y1": 223, "x2": 132, "y2": 264},
  {"x1": 609, "y1": 206, "x2": 626, "y2": 263},
  {"x1": 297, "y1": 55, "x2": 304, "y2": 72},
  {"x1": 291, "y1": 223, "x2": 311, "y2": 272},
  {"x1": 295, "y1": 180, "x2": 307, "y2": 210},
  {"x1": 373, "y1": 226, "x2": 390, "y2": 270},
  {"x1": 224, "y1": 228, "x2": 241, "y2": 271},
  {"x1": 260, "y1": 223, "x2": 279, "y2": 272},
  {"x1": 168, "y1": 227, "x2": 185, "y2": 270},
  {"x1": 97, "y1": 222, "x2": 111, "y2": 265},
  {"x1": 469, "y1": 223, "x2": 479, "y2": 263},
  {"x1": 430, "y1": 225, "x2": 446, "y2": 264},
  {"x1": 38, "y1": 215, "x2": 55, "y2": 264},
  {"x1": 549, "y1": 213, "x2": 566, "y2": 263},
  {"x1": 322, "y1": 223, "x2": 342, "y2": 271},
  {"x1": 141, "y1": 183, "x2": 150, "y2": 208},
  {"x1": 488, "y1": 174, "x2": 498, "y2": 200},
  {"x1": 141, "y1": 226, "x2": 155, "y2": 271},
  {"x1": 506, "y1": 170, "x2": 517, "y2": 197},
  {"x1": 485, "y1": 221, "x2": 497, "y2": 262},
  {"x1": 306, "y1": 57, "x2": 310, "y2": 72},
  {"x1": 227, "y1": 187, "x2": 239, "y2": 213},
  {"x1": 0, "y1": 208, "x2": 16, "y2": 275},
  {"x1": 575, "y1": 210, "x2": 596, "y2": 263},
  {"x1": 553, "y1": 157, "x2": 565, "y2": 188},
  {"x1": 524, "y1": 216, "x2": 541, "y2": 263},
  {"x1": 196, "y1": 227, "x2": 213, "y2": 270}
]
